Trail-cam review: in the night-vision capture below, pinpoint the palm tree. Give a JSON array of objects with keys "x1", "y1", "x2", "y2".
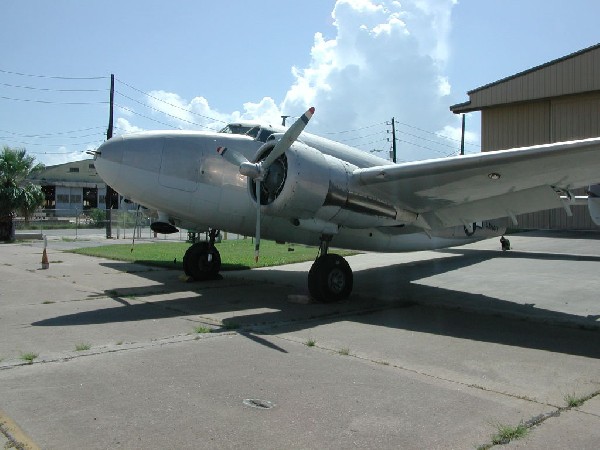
[{"x1": 0, "y1": 146, "x2": 45, "y2": 241}]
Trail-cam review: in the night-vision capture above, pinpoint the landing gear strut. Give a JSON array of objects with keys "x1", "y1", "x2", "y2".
[
  {"x1": 308, "y1": 234, "x2": 353, "y2": 302},
  {"x1": 183, "y1": 229, "x2": 222, "y2": 281}
]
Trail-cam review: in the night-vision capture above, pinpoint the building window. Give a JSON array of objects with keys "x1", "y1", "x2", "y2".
[
  {"x1": 88, "y1": 164, "x2": 95, "y2": 169},
  {"x1": 69, "y1": 167, "x2": 80, "y2": 173},
  {"x1": 70, "y1": 195, "x2": 82, "y2": 204},
  {"x1": 57, "y1": 194, "x2": 69, "y2": 203}
]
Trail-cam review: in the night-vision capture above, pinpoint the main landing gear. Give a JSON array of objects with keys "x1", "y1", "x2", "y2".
[
  {"x1": 183, "y1": 229, "x2": 222, "y2": 281},
  {"x1": 307, "y1": 234, "x2": 353, "y2": 303},
  {"x1": 182, "y1": 231, "x2": 353, "y2": 302}
]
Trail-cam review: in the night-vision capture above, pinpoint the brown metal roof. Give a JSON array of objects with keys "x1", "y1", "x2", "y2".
[{"x1": 451, "y1": 43, "x2": 600, "y2": 113}]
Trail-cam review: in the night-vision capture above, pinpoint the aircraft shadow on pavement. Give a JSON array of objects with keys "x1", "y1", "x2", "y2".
[{"x1": 32, "y1": 249, "x2": 600, "y2": 359}]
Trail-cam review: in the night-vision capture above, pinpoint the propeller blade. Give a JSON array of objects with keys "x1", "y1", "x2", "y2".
[
  {"x1": 261, "y1": 106, "x2": 315, "y2": 169},
  {"x1": 218, "y1": 108, "x2": 315, "y2": 265},
  {"x1": 254, "y1": 179, "x2": 261, "y2": 263},
  {"x1": 217, "y1": 146, "x2": 248, "y2": 166}
]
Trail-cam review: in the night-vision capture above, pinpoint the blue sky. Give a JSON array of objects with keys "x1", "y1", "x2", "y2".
[{"x1": 1, "y1": 0, "x2": 599, "y2": 166}]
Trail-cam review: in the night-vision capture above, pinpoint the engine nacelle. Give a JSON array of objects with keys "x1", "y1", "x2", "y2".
[
  {"x1": 249, "y1": 142, "x2": 418, "y2": 229},
  {"x1": 251, "y1": 142, "x2": 344, "y2": 219}
]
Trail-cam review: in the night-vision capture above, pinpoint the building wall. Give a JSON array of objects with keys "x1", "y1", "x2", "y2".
[
  {"x1": 482, "y1": 92, "x2": 600, "y2": 152},
  {"x1": 552, "y1": 92, "x2": 600, "y2": 141},
  {"x1": 481, "y1": 91, "x2": 600, "y2": 230},
  {"x1": 482, "y1": 101, "x2": 551, "y2": 151}
]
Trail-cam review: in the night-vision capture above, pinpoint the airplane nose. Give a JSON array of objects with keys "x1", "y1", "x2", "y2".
[
  {"x1": 96, "y1": 137, "x2": 124, "y2": 164},
  {"x1": 94, "y1": 137, "x2": 124, "y2": 186}
]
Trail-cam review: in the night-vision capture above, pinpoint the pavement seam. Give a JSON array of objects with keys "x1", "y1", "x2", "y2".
[
  {"x1": 477, "y1": 390, "x2": 600, "y2": 448},
  {"x1": 271, "y1": 332, "x2": 556, "y2": 408},
  {"x1": 274, "y1": 333, "x2": 600, "y2": 449},
  {"x1": 0, "y1": 331, "x2": 239, "y2": 370},
  {"x1": 0, "y1": 408, "x2": 40, "y2": 450}
]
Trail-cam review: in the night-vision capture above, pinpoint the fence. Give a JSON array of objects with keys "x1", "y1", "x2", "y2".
[{"x1": 14, "y1": 208, "x2": 193, "y2": 241}]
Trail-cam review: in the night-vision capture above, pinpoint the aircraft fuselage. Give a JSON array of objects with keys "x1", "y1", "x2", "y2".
[{"x1": 95, "y1": 130, "x2": 502, "y2": 253}]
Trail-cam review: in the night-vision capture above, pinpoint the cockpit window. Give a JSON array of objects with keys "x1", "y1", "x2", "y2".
[
  {"x1": 245, "y1": 126, "x2": 260, "y2": 139},
  {"x1": 256, "y1": 128, "x2": 275, "y2": 143},
  {"x1": 218, "y1": 123, "x2": 279, "y2": 143},
  {"x1": 218, "y1": 124, "x2": 254, "y2": 135}
]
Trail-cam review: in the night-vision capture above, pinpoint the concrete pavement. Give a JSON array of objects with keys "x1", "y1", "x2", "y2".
[{"x1": 0, "y1": 231, "x2": 599, "y2": 449}]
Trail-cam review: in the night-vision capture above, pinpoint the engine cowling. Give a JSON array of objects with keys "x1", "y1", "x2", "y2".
[
  {"x1": 248, "y1": 142, "x2": 417, "y2": 229},
  {"x1": 249, "y1": 141, "x2": 342, "y2": 219}
]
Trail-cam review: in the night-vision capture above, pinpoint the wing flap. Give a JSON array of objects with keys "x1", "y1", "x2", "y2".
[{"x1": 426, "y1": 185, "x2": 562, "y2": 228}]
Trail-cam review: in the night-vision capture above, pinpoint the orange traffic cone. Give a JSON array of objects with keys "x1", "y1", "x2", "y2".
[
  {"x1": 41, "y1": 248, "x2": 49, "y2": 269},
  {"x1": 41, "y1": 235, "x2": 49, "y2": 269}
]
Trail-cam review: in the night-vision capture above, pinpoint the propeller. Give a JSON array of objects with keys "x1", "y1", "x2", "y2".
[{"x1": 217, "y1": 107, "x2": 315, "y2": 262}]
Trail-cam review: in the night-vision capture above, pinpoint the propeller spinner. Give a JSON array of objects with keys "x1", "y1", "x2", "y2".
[{"x1": 217, "y1": 107, "x2": 315, "y2": 262}]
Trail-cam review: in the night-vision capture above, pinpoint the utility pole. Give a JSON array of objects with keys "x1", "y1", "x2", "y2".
[
  {"x1": 105, "y1": 74, "x2": 115, "y2": 239},
  {"x1": 460, "y1": 114, "x2": 466, "y2": 156},
  {"x1": 281, "y1": 115, "x2": 290, "y2": 126},
  {"x1": 391, "y1": 117, "x2": 397, "y2": 163}
]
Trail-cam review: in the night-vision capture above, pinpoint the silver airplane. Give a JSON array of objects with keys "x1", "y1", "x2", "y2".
[{"x1": 93, "y1": 107, "x2": 600, "y2": 302}]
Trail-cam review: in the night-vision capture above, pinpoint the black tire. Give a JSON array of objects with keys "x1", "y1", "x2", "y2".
[
  {"x1": 183, "y1": 242, "x2": 222, "y2": 281},
  {"x1": 308, "y1": 254, "x2": 353, "y2": 303}
]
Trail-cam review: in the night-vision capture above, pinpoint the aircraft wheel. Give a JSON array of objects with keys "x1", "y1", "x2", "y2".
[
  {"x1": 183, "y1": 242, "x2": 221, "y2": 281},
  {"x1": 308, "y1": 254, "x2": 353, "y2": 303}
]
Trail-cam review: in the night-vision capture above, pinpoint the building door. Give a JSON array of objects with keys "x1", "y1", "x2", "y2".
[{"x1": 83, "y1": 187, "x2": 98, "y2": 210}]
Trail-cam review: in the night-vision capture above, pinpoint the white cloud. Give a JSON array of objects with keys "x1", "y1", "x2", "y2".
[
  {"x1": 281, "y1": 0, "x2": 460, "y2": 160},
  {"x1": 116, "y1": 117, "x2": 144, "y2": 134},
  {"x1": 40, "y1": 146, "x2": 88, "y2": 167}
]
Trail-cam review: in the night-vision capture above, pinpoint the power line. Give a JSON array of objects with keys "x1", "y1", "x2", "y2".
[
  {"x1": 27, "y1": 150, "x2": 88, "y2": 155},
  {"x1": 1, "y1": 82, "x2": 106, "y2": 92},
  {"x1": 114, "y1": 91, "x2": 216, "y2": 131},
  {"x1": 395, "y1": 119, "x2": 479, "y2": 148},
  {"x1": 114, "y1": 104, "x2": 180, "y2": 130},
  {"x1": 0, "y1": 138, "x2": 104, "y2": 147},
  {"x1": 115, "y1": 77, "x2": 227, "y2": 125},
  {"x1": 0, "y1": 95, "x2": 107, "y2": 105},
  {"x1": 0, "y1": 68, "x2": 107, "y2": 80},
  {"x1": 0, "y1": 126, "x2": 105, "y2": 138},
  {"x1": 322, "y1": 121, "x2": 386, "y2": 135}
]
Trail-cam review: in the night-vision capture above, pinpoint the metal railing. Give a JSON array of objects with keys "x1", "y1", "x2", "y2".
[
  {"x1": 14, "y1": 208, "x2": 181, "y2": 241},
  {"x1": 14, "y1": 208, "x2": 241, "y2": 242}
]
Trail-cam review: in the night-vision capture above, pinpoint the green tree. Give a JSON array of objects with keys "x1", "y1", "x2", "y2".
[{"x1": 0, "y1": 146, "x2": 45, "y2": 241}]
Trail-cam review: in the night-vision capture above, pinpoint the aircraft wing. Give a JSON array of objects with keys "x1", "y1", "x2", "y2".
[{"x1": 350, "y1": 137, "x2": 600, "y2": 228}]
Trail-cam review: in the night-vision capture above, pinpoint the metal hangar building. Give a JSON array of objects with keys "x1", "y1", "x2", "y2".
[{"x1": 451, "y1": 43, "x2": 600, "y2": 230}]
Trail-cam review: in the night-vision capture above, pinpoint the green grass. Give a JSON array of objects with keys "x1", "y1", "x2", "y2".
[
  {"x1": 71, "y1": 239, "x2": 356, "y2": 271},
  {"x1": 491, "y1": 422, "x2": 528, "y2": 445},
  {"x1": 20, "y1": 352, "x2": 38, "y2": 363},
  {"x1": 75, "y1": 343, "x2": 91, "y2": 351},
  {"x1": 194, "y1": 325, "x2": 211, "y2": 334},
  {"x1": 305, "y1": 338, "x2": 316, "y2": 347},
  {"x1": 565, "y1": 392, "x2": 587, "y2": 408},
  {"x1": 338, "y1": 347, "x2": 351, "y2": 356}
]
